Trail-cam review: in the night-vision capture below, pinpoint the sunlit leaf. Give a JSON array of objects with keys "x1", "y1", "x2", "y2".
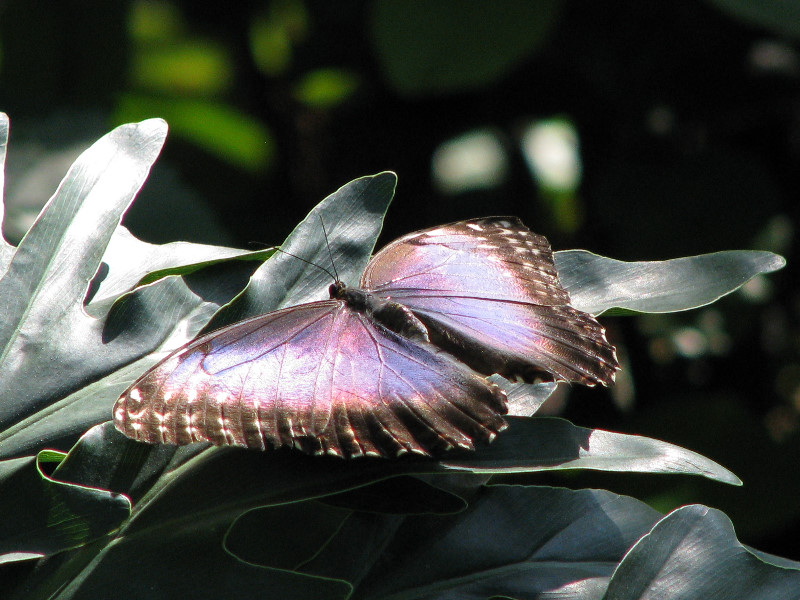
[
  {"x1": 437, "y1": 417, "x2": 741, "y2": 485},
  {"x1": 606, "y1": 504, "x2": 800, "y2": 599},
  {"x1": 556, "y1": 249, "x2": 785, "y2": 316}
]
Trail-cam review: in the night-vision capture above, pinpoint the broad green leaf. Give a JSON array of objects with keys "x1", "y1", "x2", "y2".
[
  {"x1": 555, "y1": 249, "x2": 785, "y2": 316},
  {"x1": 606, "y1": 504, "x2": 800, "y2": 599},
  {"x1": 438, "y1": 417, "x2": 741, "y2": 485},
  {"x1": 302, "y1": 485, "x2": 661, "y2": 599},
  {"x1": 0, "y1": 119, "x2": 168, "y2": 429},
  {"x1": 0, "y1": 264, "x2": 252, "y2": 459},
  {"x1": 205, "y1": 171, "x2": 397, "y2": 330},
  {"x1": 88, "y1": 225, "x2": 271, "y2": 311}
]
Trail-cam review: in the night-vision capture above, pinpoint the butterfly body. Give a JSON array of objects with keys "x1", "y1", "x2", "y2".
[{"x1": 114, "y1": 217, "x2": 618, "y2": 458}]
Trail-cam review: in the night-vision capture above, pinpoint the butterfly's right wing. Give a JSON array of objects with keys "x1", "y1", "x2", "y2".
[
  {"x1": 362, "y1": 217, "x2": 618, "y2": 386},
  {"x1": 113, "y1": 300, "x2": 507, "y2": 458}
]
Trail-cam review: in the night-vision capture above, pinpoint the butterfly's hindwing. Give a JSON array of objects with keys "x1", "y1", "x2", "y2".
[{"x1": 362, "y1": 217, "x2": 618, "y2": 386}]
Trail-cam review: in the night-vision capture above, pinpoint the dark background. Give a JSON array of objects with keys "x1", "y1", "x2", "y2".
[{"x1": 1, "y1": 0, "x2": 798, "y2": 560}]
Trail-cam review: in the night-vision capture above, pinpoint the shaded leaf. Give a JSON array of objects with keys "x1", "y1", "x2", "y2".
[
  {"x1": 0, "y1": 452, "x2": 130, "y2": 564},
  {"x1": 369, "y1": 0, "x2": 563, "y2": 95},
  {"x1": 318, "y1": 476, "x2": 467, "y2": 515},
  {"x1": 303, "y1": 486, "x2": 661, "y2": 599},
  {"x1": 224, "y1": 501, "x2": 353, "y2": 570},
  {"x1": 707, "y1": 0, "x2": 800, "y2": 40},
  {"x1": 29, "y1": 518, "x2": 351, "y2": 600}
]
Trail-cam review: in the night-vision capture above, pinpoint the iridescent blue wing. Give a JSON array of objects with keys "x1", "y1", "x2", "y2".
[
  {"x1": 113, "y1": 300, "x2": 507, "y2": 458},
  {"x1": 361, "y1": 217, "x2": 619, "y2": 385}
]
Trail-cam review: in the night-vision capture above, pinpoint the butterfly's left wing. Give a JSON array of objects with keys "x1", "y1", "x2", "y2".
[
  {"x1": 113, "y1": 300, "x2": 507, "y2": 458},
  {"x1": 361, "y1": 217, "x2": 619, "y2": 386}
]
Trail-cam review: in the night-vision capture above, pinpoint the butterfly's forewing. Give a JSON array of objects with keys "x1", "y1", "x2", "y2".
[
  {"x1": 361, "y1": 217, "x2": 619, "y2": 386},
  {"x1": 114, "y1": 300, "x2": 507, "y2": 458}
]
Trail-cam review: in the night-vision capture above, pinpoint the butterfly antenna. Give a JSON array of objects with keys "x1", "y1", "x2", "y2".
[
  {"x1": 318, "y1": 214, "x2": 340, "y2": 282},
  {"x1": 274, "y1": 247, "x2": 337, "y2": 282}
]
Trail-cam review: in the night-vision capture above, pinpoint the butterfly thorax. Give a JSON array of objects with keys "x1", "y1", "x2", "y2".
[{"x1": 329, "y1": 280, "x2": 430, "y2": 343}]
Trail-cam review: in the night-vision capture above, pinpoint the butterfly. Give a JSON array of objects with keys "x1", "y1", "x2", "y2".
[{"x1": 113, "y1": 217, "x2": 618, "y2": 459}]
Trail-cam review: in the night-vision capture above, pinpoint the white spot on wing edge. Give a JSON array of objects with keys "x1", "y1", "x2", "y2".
[
  {"x1": 467, "y1": 223, "x2": 484, "y2": 231},
  {"x1": 421, "y1": 227, "x2": 451, "y2": 237}
]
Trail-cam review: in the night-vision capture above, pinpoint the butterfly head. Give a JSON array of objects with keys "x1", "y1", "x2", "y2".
[{"x1": 329, "y1": 280, "x2": 347, "y2": 299}]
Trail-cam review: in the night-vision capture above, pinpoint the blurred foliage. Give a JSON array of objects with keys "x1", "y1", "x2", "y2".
[{"x1": 1, "y1": 0, "x2": 799, "y2": 566}]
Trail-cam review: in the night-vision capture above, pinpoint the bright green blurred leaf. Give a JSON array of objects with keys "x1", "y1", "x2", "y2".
[
  {"x1": 128, "y1": 0, "x2": 184, "y2": 42},
  {"x1": 115, "y1": 95, "x2": 274, "y2": 172},
  {"x1": 132, "y1": 41, "x2": 233, "y2": 95},
  {"x1": 294, "y1": 68, "x2": 360, "y2": 109},
  {"x1": 249, "y1": 0, "x2": 309, "y2": 76}
]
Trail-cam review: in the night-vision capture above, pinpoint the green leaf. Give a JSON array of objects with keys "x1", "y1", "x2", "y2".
[
  {"x1": 369, "y1": 0, "x2": 563, "y2": 95},
  {"x1": 606, "y1": 504, "x2": 800, "y2": 599},
  {"x1": 437, "y1": 417, "x2": 741, "y2": 485},
  {"x1": 555, "y1": 249, "x2": 785, "y2": 315},
  {"x1": 0, "y1": 118, "x2": 271, "y2": 459},
  {"x1": 0, "y1": 264, "x2": 259, "y2": 461},
  {"x1": 0, "y1": 451, "x2": 130, "y2": 565},
  {"x1": 115, "y1": 95, "x2": 274, "y2": 173},
  {"x1": 489, "y1": 379, "x2": 557, "y2": 417},
  {"x1": 303, "y1": 485, "x2": 661, "y2": 599},
  {"x1": 88, "y1": 225, "x2": 272, "y2": 311},
  {"x1": 707, "y1": 0, "x2": 800, "y2": 40},
  {"x1": 0, "y1": 119, "x2": 168, "y2": 430},
  {"x1": 205, "y1": 171, "x2": 397, "y2": 330},
  {"x1": 0, "y1": 112, "x2": 13, "y2": 272}
]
